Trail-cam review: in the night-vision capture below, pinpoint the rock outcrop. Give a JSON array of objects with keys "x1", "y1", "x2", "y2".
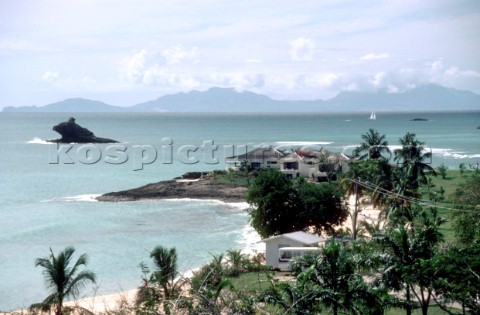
[
  {"x1": 96, "y1": 173, "x2": 247, "y2": 203},
  {"x1": 48, "y1": 117, "x2": 118, "y2": 143}
]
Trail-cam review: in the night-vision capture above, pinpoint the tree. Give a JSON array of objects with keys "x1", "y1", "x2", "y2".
[
  {"x1": 341, "y1": 158, "x2": 394, "y2": 235},
  {"x1": 247, "y1": 169, "x2": 347, "y2": 238},
  {"x1": 150, "y1": 246, "x2": 179, "y2": 300},
  {"x1": 432, "y1": 243, "x2": 480, "y2": 314},
  {"x1": 458, "y1": 162, "x2": 466, "y2": 175},
  {"x1": 190, "y1": 253, "x2": 233, "y2": 314},
  {"x1": 451, "y1": 169, "x2": 480, "y2": 245},
  {"x1": 436, "y1": 164, "x2": 448, "y2": 179},
  {"x1": 353, "y1": 128, "x2": 391, "y2": 160},
  {"x1": 246, "y1": 168, "x2": 299, "y2": 238},
  {"x1": 295, "y1": 178, "x2": 348, "y2": 235},
  {"x1": 394, "y1": 132, "x2": 436, "y2": 191},
  {"x1": 30, "y1": 247, "x2": 96, "y2": 315},
  {"x1": 226, "y1": 249, "x2": 244, "y2": 274},
  {"x1": 136, "y1": 246, "x2": 180, "y2": 314},
  {"x1": 377, "y1": 208, "x2": 445, "y2": 315},
  {"x1": 290, "y1": 241, "x2": 386, "y2": 315}
]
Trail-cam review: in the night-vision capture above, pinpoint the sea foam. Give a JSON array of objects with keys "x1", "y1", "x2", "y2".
[
  {"x1": 276, "y1": 141, "x2": 334, "y2": 146},
  {"x1": 27, "y1": 137, "x2": 50, "y2": 144},
  {"x1": 41, "y1": 194, "x2": 100, "y2": 202}
]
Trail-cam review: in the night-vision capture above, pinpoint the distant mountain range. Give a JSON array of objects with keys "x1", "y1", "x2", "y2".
[{"x1": 3, "y1": 84, "x2": 480, "y2": 113}]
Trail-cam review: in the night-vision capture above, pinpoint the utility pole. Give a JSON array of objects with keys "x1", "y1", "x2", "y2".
[{"x1": 352, "y1": 179, "x2": 359, "y2": 240}]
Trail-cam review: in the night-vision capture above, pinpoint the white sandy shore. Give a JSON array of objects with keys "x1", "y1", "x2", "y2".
[{"x1": 63, "y1": 289, "x2": 138, "y2": 314}]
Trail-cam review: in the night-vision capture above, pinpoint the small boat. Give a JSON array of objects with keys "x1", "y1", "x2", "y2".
[{"x1": 369, "y1": 112, "x2": 376, "y2": 120}]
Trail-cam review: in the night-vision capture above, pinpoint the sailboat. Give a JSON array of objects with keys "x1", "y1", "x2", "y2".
[{"x1": 369, "y1": 112, "x2": 376, "y2": 120}]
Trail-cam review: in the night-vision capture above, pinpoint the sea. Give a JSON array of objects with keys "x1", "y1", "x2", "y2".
[{"x1": 0, "y1": 111, "x2": 479, "y2": 310}]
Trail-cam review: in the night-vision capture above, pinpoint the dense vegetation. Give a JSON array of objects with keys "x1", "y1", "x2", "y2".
[
  {"x1": 246, "y1": 168, "x2": 347, "y2": 238},
  {"x1": 23, "y1": 130, "x2": 480, "y2": 315}
]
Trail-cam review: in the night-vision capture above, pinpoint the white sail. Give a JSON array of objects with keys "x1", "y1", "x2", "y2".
[{"x1": 369, "y1": 112, "x2": 376, "y2": 120}]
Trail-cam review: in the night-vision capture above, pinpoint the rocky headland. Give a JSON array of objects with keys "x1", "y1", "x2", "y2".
[
  {"x1": 48, "y1": 117, "x2": 118, "y2": 143},
  {"x1": 96, "y1": 172, "x2": 248, "y2": 203}
]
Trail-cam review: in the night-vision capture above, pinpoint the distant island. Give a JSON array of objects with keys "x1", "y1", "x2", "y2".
[
  {"x1": 3, "y1": 84, "x2": 480, "y2": 113},
  {"x1": 48, "y1": 117, "x2": 118, "y2": 143}
]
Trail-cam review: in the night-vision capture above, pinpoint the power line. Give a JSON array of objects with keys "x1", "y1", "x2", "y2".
[{"x1": 348, "y1": 178, "x2": 479, "y2": 214}]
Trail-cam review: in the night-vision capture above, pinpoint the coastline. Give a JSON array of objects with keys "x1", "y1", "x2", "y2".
[
  {"x1": 7, "y1": 222, "x2": 264, "y2": 314},
  {"x1": 96, "y1": 172, "x2": 248, "y2": 203}
]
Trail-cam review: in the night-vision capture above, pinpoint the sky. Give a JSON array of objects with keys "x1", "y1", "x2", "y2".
[{"x1": 1, "y1": 0, "x2": 479, "y2": 109}]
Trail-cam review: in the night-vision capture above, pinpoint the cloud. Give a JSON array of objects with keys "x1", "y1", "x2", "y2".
[
  {"x1": 445, "y1": 66, "x2": 480, "y2": 78},
  {"x1": 142, "y1": 66, "x2": 199, "y2": 89},
  {"x1": 120, "y1": 46, "x2": 479, "y2": 101},
  {"x1": 360, "y1": 53, "x2": 390, "y2": 60},
  {"x1": 123, "y1": 47, "x2": 200, "y2": 86},
  {"x1": 289, "y1": 37, "x2": 315, "y2": 61},
  {"x1": 161, "y1": 46, "x2": 199, "y2": 64},
  {"x1": 208, "y1": 73, "x2": 266, "y2": 90},
  {"x1": 41, "y1": 71, "x2": 60, "y2": 82},
  {"x1": 124, "y1": 49, "x2": 149, "y2": 82}
]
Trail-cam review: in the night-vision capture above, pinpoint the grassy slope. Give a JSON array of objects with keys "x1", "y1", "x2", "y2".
[
  {"x1": 423, "y1": 169, "x2": 474, "y2": 241},
  {"x1": 231, "y1": 272, "x2": 457, "y2": 314}
]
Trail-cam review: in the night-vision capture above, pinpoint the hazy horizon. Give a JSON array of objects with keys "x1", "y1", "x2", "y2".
[{"x1": 1, "y1": 1, "x2": 479, "y2": 110}]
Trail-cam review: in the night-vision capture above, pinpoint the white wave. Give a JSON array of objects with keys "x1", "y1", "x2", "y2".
[
  {"x1": 275, "y1": 141, "x2": 334, "y2": 146},
  {"x1": 443, "y1": 152, "x2": 480, "y2": 159},
  {"x1": 225, "y1": 202, "x2": 249, "y2": 210},
  {"x1": 163, "y1": 198, "x2": 227, "y2": 204},
  {"x1": 42, "y1": 194, "x2": 100, "y2": 202},
  {"x1": 428, "y1": 148, "x2": 480, "y2": 159},
  {"x1": 340, "y1": 144, "x2": 358, "y2": 153},
  {"x1": 236, "y1": 224, "x2": 265, "y2": 255},
  {"x1": 27, "y1": 137, "x2": 50, "y2": 144}
]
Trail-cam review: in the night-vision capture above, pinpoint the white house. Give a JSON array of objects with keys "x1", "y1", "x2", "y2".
[
  {"x1": 262, "y1": 231, "x2": 327, "y2": 270},
  {"x1": 226, "y1": 147, "x2": 351, "y2": 182},
  {"x1": 225, "y1": 147, "x2": 285, "y2": 170},
  {"x1": 278, "y1": 150, "x2": 351, "y2": 182}
]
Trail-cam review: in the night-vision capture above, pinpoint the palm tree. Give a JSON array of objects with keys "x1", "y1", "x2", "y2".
[
  {"x1": 377, "y1": 227, "x2": 415, "y2": 315},
  {"x1": 150, "y1": 245, "x2": 179, "y2": 300},
  {"x1": 30, "y1": 247, "x2": 96, "y2": 315},
  {"x1": 302, "y1": 241, "x2": 384, "y2": 315},
  {"x1": 354, "y1": 128, "x2": 391, "y2": 160},
  {"x1": 378, "y1": 209, "x2": 445, "y2": 315},
  {"x1": 394, "y1": 132, "x2": 436, "y2": 191},
  {"x1": 226, "y1": 249, "x2": 244, "y2": 272}
]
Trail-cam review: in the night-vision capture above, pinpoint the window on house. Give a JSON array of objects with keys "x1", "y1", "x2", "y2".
[
  {"x1": 285, "y1": 162, "x2": 298, "y2": 170},
  {"x1": 250, "y1": 162, "x2": 261, "y2": 169},
  {"x1": 279, "y1": 244, "x2": 291, "y2": 261}
]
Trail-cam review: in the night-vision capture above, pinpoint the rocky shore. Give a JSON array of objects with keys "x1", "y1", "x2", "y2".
[{"x1": 96, "y1": 172, "x2": 248, "y2": 202}]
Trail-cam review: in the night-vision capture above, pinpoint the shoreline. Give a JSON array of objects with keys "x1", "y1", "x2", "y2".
[
  {"x1": 8, "y1": 233, "x2": 265, "y2": 315},
  {"x1": 96, "y1": 172, "x2": 248, "y2": 203}
]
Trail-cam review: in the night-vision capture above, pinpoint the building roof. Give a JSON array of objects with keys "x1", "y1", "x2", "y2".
[
  {"x1": 225, "y1": 147, "x2": 285, "y2": 162},
  {"x1": 262, "y1": 231, "x2": 327, "y2": 244}
]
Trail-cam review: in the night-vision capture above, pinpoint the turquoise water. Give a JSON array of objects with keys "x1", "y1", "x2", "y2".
[{"x1": 0, "y1": 111, "x2": 479, "y2": 310}]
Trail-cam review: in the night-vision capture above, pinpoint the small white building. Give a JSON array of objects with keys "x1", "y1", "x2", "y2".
[{"x1": 262, "y1": 231, "x2": 327, "y2": 270}]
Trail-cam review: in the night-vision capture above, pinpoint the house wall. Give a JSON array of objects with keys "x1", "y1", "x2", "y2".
[
  {"x1": 265, "y1": 236, "x2": 307, "y2": 268},
  {"x1": 249, "y1": 158, "x2": 281, "y2": 170},
  {"x1": 298, "y1": 162, "x2": 317, "y2": 178}
]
